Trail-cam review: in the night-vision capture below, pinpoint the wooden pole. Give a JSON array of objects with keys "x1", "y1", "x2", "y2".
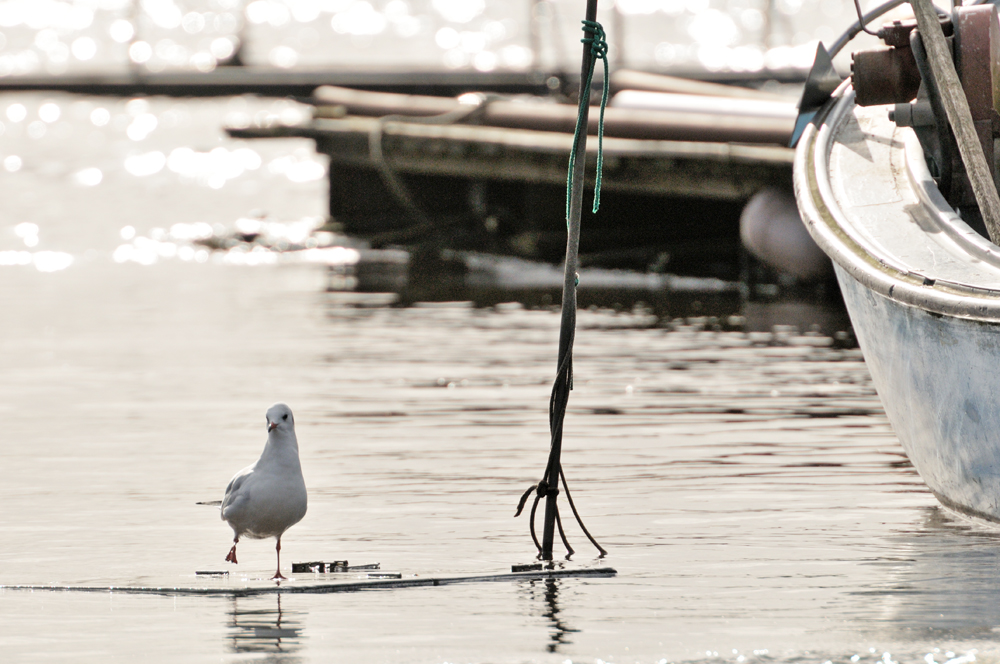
[
  {"x1": 910, "y1": 0, "x2": 1000, "y2": 243},
  {"x1": 541, "y1": 0, "x2": 599, "y2": 561}
]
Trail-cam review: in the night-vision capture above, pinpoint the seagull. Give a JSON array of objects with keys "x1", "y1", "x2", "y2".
[{"x1": 217, "y1": 403, "x2": 308, "y2": 580}]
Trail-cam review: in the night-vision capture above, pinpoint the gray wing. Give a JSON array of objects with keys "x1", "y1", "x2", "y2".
[{"x1": 220, "y1": 464, "x2": 255, "y2": 521}]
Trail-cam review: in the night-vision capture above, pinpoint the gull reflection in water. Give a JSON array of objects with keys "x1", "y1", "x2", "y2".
[
  {"x1": 227, "y1": 594, "x2": 304, "y2": 660},
  {"x1": 521, "y1": 577, "x2": 580, "y2": 653}
]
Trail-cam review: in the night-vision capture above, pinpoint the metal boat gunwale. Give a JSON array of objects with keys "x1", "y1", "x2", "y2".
[{"x1": 794, "y1": 84, "x2": 1000, "y2": 322}]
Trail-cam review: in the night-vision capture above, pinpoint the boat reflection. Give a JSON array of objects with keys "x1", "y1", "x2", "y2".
[
  {"x1": 227, "y1": 594, "x2": 304, "y2": 660},
  {"x1": 861, "y1": 506, "x2": 1000, "y2": 640},
  {"x1": 326, "y1": 247, "x2": 854, "y2": 340}
]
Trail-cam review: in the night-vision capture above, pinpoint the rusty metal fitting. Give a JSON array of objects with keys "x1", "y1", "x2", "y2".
[{"x1": 852, "y1": 46, "x2": 923, "y2": 106}]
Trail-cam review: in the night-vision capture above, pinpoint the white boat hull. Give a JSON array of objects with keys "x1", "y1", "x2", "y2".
[
  {"x1": 795, "y1": 85, "x2": 1000, "y2": 521},
  {"x1": 836, "y1": 264, "x2": 1000, "y2": 520}
]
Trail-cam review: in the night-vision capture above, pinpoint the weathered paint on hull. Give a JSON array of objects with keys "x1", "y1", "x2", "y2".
[
  {"x1": 837, "y1": 264, "x2": 1000, "y2": 521},
  {"x1": 794, "y1": 83, "x2": 1000, "y2": 522}
]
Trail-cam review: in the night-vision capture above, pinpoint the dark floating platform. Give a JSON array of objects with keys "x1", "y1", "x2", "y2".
[
  {"x1": 0, "y1": 567, "x2": 617, "y2": 597},
  {"x1": 228, "y1": 80, "x2": 796, "y2": 277}
]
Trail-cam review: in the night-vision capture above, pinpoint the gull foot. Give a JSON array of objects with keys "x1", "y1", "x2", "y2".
[
  {"x1": 225, "y1": 546, "x2": 238, "y2": 564},
  {"x1": 271, "y1": 572, "x2": 287, "y2": 581}
]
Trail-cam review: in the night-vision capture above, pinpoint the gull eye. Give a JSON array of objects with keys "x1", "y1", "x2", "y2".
[{"x1": 282, "y1": 414, "x2": 288, "y2": 421}]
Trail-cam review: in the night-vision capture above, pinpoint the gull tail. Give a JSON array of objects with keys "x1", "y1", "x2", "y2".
[{"x1": 196, "y1": 500, "x2": 223, "y2": 506}]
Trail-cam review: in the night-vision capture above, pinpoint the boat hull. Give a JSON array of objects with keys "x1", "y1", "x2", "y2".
[
  {"x1": 836, "y1": 264, "x2": 1000, "y2": 521},
  {"x1": 795, "y1": 85, "x2": 1000, "y2": 522}
]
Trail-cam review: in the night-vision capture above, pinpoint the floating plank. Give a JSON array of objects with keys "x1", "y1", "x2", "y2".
[{"x1": 0, "y1": 567, "x2": 617, "y2": 597}]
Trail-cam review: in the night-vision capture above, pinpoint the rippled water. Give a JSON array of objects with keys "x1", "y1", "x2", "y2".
[
  {"x1": 0, "y1": 257, "x2": 995, "y2": 664},
  {"x1": 0, "y1": 85, "x2": 998, "y2": 664}
]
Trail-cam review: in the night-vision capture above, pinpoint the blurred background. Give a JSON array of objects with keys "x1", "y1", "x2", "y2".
[
  {"x1": 0, "y1": 0, "x2": 874, "y2": 81},
  {"x1": 0, "y1": 0, "x2": 896, "y2": 291}
]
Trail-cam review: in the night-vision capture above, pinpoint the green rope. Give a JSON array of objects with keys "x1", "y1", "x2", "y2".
[{"x1": 565, "y1": 19, "x2": 610, "y2": 221}]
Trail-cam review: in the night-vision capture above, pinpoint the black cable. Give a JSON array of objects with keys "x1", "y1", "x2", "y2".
[
  {"x1": 829, "y1": 0, "x2": 905, "y2": 57},
  {"x1": 528, "y1": 493, "x2": 542, "y2": 555},
  {"x1": 827, "y1": 0, "x2": 948, "y2": 59},
  {"x1": 515, "y1": 484, "x2": 537, "y2": 517},
  {"x1": 852, "y1": 0, "x2": 882, "y2": 36},
  {"x1": 555, "y1": 506, "x2": 575, "y2": 558},
  {"x1": 367, "y1": 98, "x2": 498, "y2": 227},
  {"x1": 560, "y1": 467, "x2": 608, "y2": 557},
  {"x1": 518, "y1": 343, "x2": 607, "y2": 558}
]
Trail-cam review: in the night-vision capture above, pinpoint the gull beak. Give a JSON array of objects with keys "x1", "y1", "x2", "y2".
[{"x1": 268, "y1": 420, "x2": 278, "y2": 432}]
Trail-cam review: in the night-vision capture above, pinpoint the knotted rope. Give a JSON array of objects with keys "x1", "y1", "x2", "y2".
[{"x1": 565, "y1": 19, "x2": 609, "y2": 220}]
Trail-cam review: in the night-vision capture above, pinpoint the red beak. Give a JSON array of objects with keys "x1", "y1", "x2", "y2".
[{"x1": 268, "y1": 421, "x2": 278, "y2": 432}]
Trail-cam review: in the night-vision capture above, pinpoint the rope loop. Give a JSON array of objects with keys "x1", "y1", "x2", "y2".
[{"x1": 565, "y1": 19, "x2": 610, "y2": 221}]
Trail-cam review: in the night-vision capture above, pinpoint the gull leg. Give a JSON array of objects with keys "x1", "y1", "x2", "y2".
[
  {"x1": 225, "y1": 536, "x2": 239, "y2": 564},
  {"x1": 271, "y1": 537, "x2": 287, "y2": 581}
]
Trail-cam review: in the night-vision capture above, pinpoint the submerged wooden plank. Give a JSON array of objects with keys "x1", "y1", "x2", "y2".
[{"x1": 0, "y1": 567, "x2": 617, "y2": 598}]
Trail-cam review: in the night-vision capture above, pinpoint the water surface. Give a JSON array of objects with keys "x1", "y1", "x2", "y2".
[{"x1": 0, "y1": 91, "x2": 996, "y2": 664}]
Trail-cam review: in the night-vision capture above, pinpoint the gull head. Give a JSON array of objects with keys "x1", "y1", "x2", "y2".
[{"x1": 266, "y1": 402, "x2": 295, "y2": 434}]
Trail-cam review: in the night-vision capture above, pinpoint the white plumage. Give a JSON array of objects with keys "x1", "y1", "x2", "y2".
[{"x1": 220, "y1": 402, "x2": 307, "y2": 580}]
